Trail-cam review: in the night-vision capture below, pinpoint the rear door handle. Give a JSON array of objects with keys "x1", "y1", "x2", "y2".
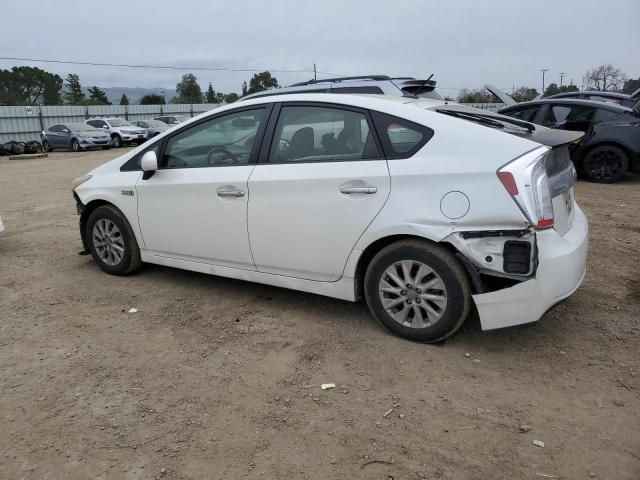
[
  {"x1": 217, "y1": 189, "x2": 245, "y2": 198},
  {"x1": 340, "y1": 186, "x2": 377, "y2": 194}
]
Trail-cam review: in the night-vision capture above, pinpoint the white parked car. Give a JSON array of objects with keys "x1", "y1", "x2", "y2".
[
  {"x1": 72, "y1": 94, "x2": 588, "y2": 342},
  {"x1": 85, "y1": 118, "x2": 147, "y2": 148},
  {"x1": 0, "y1": 215, "x2": 5, "y2": 236}
]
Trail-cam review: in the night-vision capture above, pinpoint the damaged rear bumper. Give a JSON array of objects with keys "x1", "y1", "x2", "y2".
[{"x1": 472, "y1": 205, "x2": 588, "y2": 330}]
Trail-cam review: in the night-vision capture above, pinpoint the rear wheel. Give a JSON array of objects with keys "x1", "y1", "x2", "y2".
[
  {"x1": 582, "y1": 145, "x2": 629, "y2": 183},
  {"x1": 86, "y1": 205, "x2": 142, "y2": 275},
  {"x1": 364, "y1": 240, "x2": 471, "y2": 342}
]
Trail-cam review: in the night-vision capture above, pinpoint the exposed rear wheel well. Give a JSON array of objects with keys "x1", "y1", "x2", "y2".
[{"x1": 354, "y1": 235, "x2": 460, "y2": 301}]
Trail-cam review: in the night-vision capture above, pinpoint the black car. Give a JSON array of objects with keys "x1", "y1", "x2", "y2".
[
  {"x1": 499, "y1": 99, "x2": 640, "y2": 182},
  {"x1": 547, "y1": 89, "x2": 640, "y2": 108}
]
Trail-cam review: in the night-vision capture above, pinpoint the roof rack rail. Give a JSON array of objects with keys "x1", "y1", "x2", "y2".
[{"x1": 290, "y1": 75, "x2": 392, "y2": 87}]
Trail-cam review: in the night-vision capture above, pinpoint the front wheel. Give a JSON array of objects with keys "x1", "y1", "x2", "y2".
[
  {"x1": 111, "y1": 134, "x2": 122, "y2": 148},
  {"x1": 86, "y1": 205, "x2": 142, "y2": 275},
  {"x1": 582, "y1": 145, "x2": 629, "y2": 183},
  {"x1": 364, "y1": 240, "x2": 471, "y2": 342},
  {"x1": 42, "y1": 140, "x2": 52, "y2": 152},
  {"x1": 71, "y1": 139, "x2": 80, "y2": 152}
]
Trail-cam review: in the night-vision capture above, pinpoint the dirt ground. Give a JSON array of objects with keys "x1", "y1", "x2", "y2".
[{"x1": 0, "y1": 148, "x2": 638, "y2": 480}]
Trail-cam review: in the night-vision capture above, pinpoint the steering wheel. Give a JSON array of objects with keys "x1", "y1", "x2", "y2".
[
  {"x1": 279, "y1": 138, "x2": 291, "y2": 150},
  {"x1": 207, "y1": 147, "x2": 240, "y2": 165}
]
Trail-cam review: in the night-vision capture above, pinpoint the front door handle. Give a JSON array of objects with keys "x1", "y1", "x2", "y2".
[
  {"x1": 340, "y1": 186, "x2": 377, "y2": 194},
  {"x1": 217, "y1": 189, "x2": 245, "y2": 198}
]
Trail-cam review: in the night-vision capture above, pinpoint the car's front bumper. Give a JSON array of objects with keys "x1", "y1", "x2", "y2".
[
  {"x1": 473, "y1": 205, "x2": 589, "y2": 330},
  {"x1": 121, "y1": 133, "x2": 148, "y2": 143}
]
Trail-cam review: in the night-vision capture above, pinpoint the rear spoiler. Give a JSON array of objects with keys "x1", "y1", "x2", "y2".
[
  {"x1": 433, "y1": 104, "x2": 583, "y2": 148},
  {"x1": 393, "y1": 78, "x2": 437, "y2": 96}
]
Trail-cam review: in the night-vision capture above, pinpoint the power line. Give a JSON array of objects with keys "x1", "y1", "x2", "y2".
[{"x1": 0, "y1": 55, "x2": 317, "y2": 74}]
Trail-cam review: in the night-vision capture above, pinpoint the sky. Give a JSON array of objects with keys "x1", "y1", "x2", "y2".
[{"x1": 1, "y1": 0, "x2": 638, "y2": 97}]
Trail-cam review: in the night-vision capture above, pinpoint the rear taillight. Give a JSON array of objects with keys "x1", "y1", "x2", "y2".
[{"x1": 498, "y1": 147, "x2": 554, "y2": 229}]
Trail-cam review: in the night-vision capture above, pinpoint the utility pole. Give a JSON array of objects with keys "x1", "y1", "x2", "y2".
[
  {"x1": 540, "y1": 68, "x2": 549, "y2": 94},
  {"x1": 313, "y1": 63, "x2": 317, "y2": 82},
  {"x1": 559, "y1": 72, "x2": 566, "y2": 87}
]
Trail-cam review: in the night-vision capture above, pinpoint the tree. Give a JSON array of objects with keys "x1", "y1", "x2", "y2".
[
  {"x1": 175, "y1": 73, "x2": 203, "y2": 103},
  {"x1": 543, "y1": 83, "x2": 559, "y2": 97},
  {"x1": 88, "y1": 86, "x2": 111, "y2": 105},
  {"x1": 241, "y1": 81, "x2": 248, "y2": 97},
  {"x1": 247, "y1": 71, "x2": 278, "y2": 95},
  {"x1": 558, "y1": 84, "x2": 579, "y2": 94},
  {"x1": 119, "y1": 94, "x2": 129, "y2": 105},
  {"x1": 622, "y1": 77, "x2": 640, "y2": 95},
  {"x1": 457, "y1": 88, "x2": 496, "y2": 103},
  {"x1": 225, "y1": 92, "x2": 240, "y2": 103},
  {"x1": 0, "y1": 66, "x2": 62, "y2": 105},
  {"x1": 512, "y1": 86, "x2": 539, "y2": 102},
  {"x1": 140, "y1": 94, "x2": 166, "y2": 105},
  {"x1": 206, "y1": 84, "x2": 224, "y2": 103},
  {"x1": 583, "y1": 64, "x2": 627, "y2": 91},
  {"x1": 63, "y1": 73, "x2": 85, "y2": 104}
]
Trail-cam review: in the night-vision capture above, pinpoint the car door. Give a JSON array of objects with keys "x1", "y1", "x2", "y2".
[
  {"x1": 135, "y1": 106, "x2": 270, "y2": 269},
  {"x1": 247, "y1": 103, "x2": 390, "y2": 282},
  {"x1": 46, "y1": 125, "x2": 64, "y2": 147}
]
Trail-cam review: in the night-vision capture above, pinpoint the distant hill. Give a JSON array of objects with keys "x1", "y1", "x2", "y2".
[{"x1": 87, "y1": 87, "x2": 177, "y2": 105}]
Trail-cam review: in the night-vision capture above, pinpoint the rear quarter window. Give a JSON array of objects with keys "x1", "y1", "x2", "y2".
[{"x1": 370, "y1": 111, "x2": 433, "y2": 159}]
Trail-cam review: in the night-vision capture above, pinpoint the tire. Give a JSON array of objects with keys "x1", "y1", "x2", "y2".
[
  {"x1": 71, "y1": 139, "x2": 80, "y2": 152},
  {"x1": 86, "y1": 205, "x2": 142, "y2": 276},
  {"x1": 582, "y1": 145, "x2": 629, "y2": 183},
  {"x1": 364, "y1": 240, "x2": 471, "y2": 342},
  {"x1": 42, "y1": 140, "x2": 52, "y2": 152},
  {"x1": 111, "y1": 134, "x2": 122, "y2": 148}
]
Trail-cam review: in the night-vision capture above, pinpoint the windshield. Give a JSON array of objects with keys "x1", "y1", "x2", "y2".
[
  {"x1": 147, "y1": 120, "x2": 168, "y2": 127},
  {"x1": 108, "y1": 119, "x2": 132, "y2": 127},
  {"x1": 68, "y1": 123, "x2": 96, "y2": 132}
]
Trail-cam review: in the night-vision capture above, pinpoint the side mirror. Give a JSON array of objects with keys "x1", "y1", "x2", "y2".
[
  {"x1": 141, "y1": 150, "x2": 158, "y2": 172},
  {"x1": 62, "y1": 129, "x2": 70, "y2": 133}
]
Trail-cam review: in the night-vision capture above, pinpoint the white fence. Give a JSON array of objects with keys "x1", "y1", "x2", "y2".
[
  {"x1": 0, "y1": 102, "x2": 505, "y2": 144},
  {"x1": 0, "y1": 104, "x2": 223, "y2": 143}
]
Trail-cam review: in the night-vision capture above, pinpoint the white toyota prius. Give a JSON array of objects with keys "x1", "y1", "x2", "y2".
[{"x1": 72, "y1": 94, "x2": 588, "y2": 342}]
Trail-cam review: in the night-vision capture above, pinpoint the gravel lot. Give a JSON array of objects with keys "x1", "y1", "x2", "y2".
[{"x1": 1, "y1": 149, "x2": 639, "y2": 480}]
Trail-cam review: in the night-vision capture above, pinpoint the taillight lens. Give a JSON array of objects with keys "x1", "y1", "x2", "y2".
[{"x1": 498, "y1": 147, "x2": 554, "y2": 229}]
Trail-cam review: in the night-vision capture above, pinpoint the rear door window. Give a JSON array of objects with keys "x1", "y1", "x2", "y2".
[
  {"x1": 268, "y1": 105, "x2": 381, "y2": 163},
  {"x1": 504, "y1": 106, "x2": 541, "y2": 122},
  {"x1": 370, "y1": 111, "x2": 433, "y2": 158},
  {"x1": 544, "y1": 105, "x2": 595, "y2": 132}
]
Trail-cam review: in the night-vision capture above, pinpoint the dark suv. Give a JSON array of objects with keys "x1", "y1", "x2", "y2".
[{"x1": 499, "y1": 99, "x2": 640, "y2": 182}]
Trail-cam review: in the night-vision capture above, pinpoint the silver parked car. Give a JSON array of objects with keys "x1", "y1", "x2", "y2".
[
  {"x1": 41, "y1": 123, "x2": 111, "y2": 152},
  {"x1": 152, "y1": 115, "x2": 189, "y2": 126},
  {"x1": 131, "y1": 120, "x2": 170, "y2": 138}
]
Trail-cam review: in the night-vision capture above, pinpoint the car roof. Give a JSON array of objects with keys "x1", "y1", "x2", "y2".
[
  {"x1": 549, "y1": 91, "x2": 631, "y2": 100},
  {"x1": 500, "y1": 98, "x2": 632, "y2": 113}
]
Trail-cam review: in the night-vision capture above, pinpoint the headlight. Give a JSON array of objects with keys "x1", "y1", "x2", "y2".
[{"x1": 71, "y1": 175, "x2": 92, "y2": 191}]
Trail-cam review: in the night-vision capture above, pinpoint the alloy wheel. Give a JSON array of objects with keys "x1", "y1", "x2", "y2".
[
  {"x1": 585, "y1": 148, "x2": 624, "y2": 181},
  {"x1": 378, "y1": 260, "x2": 448, "y2": 329},
  {"x1": 92, "y1": 218, "x2": 125, "y2": 266}
]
